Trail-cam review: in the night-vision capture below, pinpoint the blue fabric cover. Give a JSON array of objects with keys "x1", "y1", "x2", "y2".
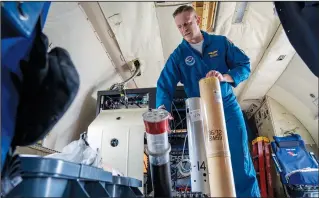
[
  {"x1": 1, "y1": 2, "x2": 51, "y2": 170},
  {"x1": 271, "y1": 134, "x2": 318, "y2": 185}
]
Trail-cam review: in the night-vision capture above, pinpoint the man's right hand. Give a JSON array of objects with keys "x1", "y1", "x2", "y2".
[{"x1": 158, "y1": 105, "x2": 174, "y2": 120}]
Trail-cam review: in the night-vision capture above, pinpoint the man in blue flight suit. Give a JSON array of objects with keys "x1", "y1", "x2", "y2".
[{"x1": 156, "y1": 5, "x2": 260, "y2": 197}]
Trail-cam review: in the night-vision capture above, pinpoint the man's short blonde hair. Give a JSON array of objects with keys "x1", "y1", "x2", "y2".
[{"x1": 172, "y1": 5, "x2": 196, "y2": 18}]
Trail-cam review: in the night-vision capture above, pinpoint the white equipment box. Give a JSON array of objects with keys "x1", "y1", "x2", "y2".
[
  {"x1": 87, "y1": 108, "x2": 147, "y2": 190},
  {"x1": 255, "y1": 96, "x2": 316, "y2": 146}
]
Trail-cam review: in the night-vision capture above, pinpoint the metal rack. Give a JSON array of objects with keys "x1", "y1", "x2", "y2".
[{"x1": 2, "y1": 155, "x2": 143, "y2": 197}]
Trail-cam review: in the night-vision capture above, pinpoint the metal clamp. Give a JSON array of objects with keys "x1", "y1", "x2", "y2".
[{"x1": 145, "y1": 143, "x2": 171, "y2": 157}]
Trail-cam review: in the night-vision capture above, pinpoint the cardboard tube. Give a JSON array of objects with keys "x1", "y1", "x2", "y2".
[{"x1": 199, "y1": 77, "x2": 236, "y2": 197}]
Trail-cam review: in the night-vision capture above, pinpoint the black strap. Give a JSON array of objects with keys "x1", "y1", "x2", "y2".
[{"x1": 276, "y1": 141, "x2": 300, "y2": 148}]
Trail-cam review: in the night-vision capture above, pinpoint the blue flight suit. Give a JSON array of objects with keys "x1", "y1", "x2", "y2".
[{"x1": 156, "y1": 31, "x2": 260, "y2": 197}]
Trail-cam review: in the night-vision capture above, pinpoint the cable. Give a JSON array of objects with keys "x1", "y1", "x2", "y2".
[
  {"x1": 109, "y1": 61, "x2": 141, "y2": 91},
  {"x1": 134, "y1": 94, "x2": 143, "y2": 108},
  {"x1": 172, "y1": 102, "x2": 184, "y2": 130},
  {"x1": 172, "y1": 117, "x2": 176, "y2": 133},
  {"x1": 170, "y1": 103, "x2": 176, "y2": 133},
  {"x1": 177, "y1": 159, "x2": 191, "y2": 177},
  {"x1": 104, "y1": 96, "x2": 116, "y2": 109},
  {"x1": 174, "y1": 117, "x2": 186, "y2": 130},
  {"x1": 184, "y1": 182, "x2": 189, "y2": 192},
  {"x1": 177, "y1": 134, "x2": 191, "y2": 177}
]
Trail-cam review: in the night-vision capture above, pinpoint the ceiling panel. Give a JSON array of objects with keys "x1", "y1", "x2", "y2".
[
  {"x1": 155, "y1": 5, "x2": 184, "y2": 62},
  {"x1": 214, "y1": 2, "x2": 281, "y2": 98},
  {"x1": 267, "y1": 54, "x2": 319, "y2": 146},
  {"x1": 43, "y1": 2, "x2": 122, "y2": 151},
  {"x1": 99, "y1": 2, "x2": 165, "y2": 88},
  {"x1": 79, "y1": 2, "x2": 138, "y2": 91},
  {"x1": 238, "y1": 25, "x2": 296, "y2": 102}
]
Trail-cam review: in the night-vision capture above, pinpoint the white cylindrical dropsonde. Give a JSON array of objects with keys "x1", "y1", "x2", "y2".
[
  {"x1": 185, "y1": 97, "x2": 210, "y2": 195},
  {"x1": 143, "y1": 109, "x2": 172, "y2": 197}
]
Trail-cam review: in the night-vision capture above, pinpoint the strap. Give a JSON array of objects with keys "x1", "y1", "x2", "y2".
[{"x1": 277, "y1": 141, "x2": 300, "y2": 148}]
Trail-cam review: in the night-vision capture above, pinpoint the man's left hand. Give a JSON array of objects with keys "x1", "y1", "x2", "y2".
[
  {"x1": 206, "y1": 70, "x2": 225, "y2": 81},
  {"x1": 206, "y1": 70, "x2": 234, "y2": 83}
]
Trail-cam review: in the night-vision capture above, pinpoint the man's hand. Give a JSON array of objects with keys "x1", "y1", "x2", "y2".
[
  {"x1": 206, "y1": 70, "x2": 234, "y2": 83},
  {"x1": 206, "y1": 70, "x2": 224, "y2": 81}
]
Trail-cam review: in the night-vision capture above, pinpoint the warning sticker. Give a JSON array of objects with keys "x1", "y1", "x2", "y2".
[{"x1": 189, "y1": 109, "x2": 202, "y2": 122}]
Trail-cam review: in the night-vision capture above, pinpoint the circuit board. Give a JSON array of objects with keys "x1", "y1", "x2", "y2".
[{"x1": 100, "y1": 93, "x2": 149, "y2": 110}]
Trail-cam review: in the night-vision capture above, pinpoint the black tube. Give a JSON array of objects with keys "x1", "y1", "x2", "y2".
[{"x1": 150, "y1": 162, "x2": 172, "y2": 197}]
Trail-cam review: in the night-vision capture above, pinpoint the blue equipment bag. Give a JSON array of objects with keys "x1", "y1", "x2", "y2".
[{"x1": 271, "y1": 134, "x2": 319, "y2": 197}]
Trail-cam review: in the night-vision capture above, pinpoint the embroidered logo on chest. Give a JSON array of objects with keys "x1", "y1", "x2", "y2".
[{"x1": 185, "y1": 56, "x2": 195, "y2": 66}]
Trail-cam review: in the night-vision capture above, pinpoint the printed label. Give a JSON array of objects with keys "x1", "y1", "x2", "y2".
[
  {"x1": 189, "y1": 109, "x2": 202, "y2": 122},
  {"x1": 197, "y1": 161, "x2": 207, "y2": 171},
  {"x1": 214, "y1": 90, "x2": 222, "y2": 103},
  {"x1": 209, "y1": 129, "x2": 223, "y2": 141}
]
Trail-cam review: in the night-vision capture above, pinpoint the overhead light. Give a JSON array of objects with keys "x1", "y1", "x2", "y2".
[
  {"x1": 232, "y1": 2, "x2": 248, "y2": 24},
  {"x1": 277, "y1": 55, "x2": 286, "y2": 61}
]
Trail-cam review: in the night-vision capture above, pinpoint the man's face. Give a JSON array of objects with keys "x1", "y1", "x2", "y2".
[{"x1": 174, "y1": 11, "x2": 201, "y2": 42}]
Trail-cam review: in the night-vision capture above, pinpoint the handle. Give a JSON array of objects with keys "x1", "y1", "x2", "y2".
[
  {"x1": 271, "y1": 154, "x2": 282, "y2": 172},
  {"x1": 309, "y1": 152, "x2": 319, "y2": 166}
]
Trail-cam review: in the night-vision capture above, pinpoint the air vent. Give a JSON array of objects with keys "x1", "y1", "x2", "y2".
[{"x1": 277, "y1": 55, "x2": 286, "y2": 61}]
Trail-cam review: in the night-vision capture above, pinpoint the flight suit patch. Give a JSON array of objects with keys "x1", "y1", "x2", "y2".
[
  {"x1": 185, "y1": 56, "x2": 195, "y2": 66},
  {"x1": 208, "y1": 50, "x2": 218, "y2": 58}
]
